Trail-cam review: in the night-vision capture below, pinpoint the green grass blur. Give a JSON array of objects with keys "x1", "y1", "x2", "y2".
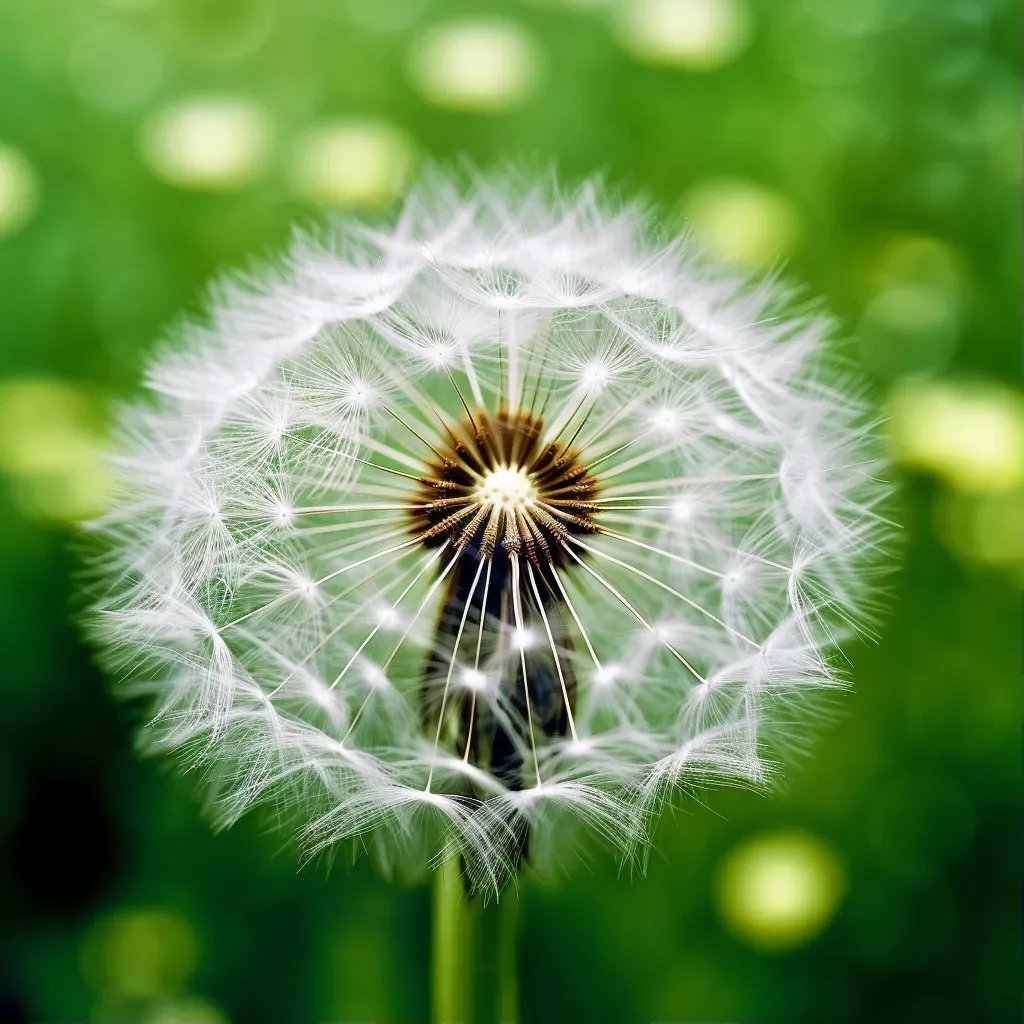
[{"x1": 0, "y1": 0, "x2": 1018, "y2": 1021}]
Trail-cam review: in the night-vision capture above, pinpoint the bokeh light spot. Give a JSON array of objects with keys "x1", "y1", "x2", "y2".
[
  {"x1": 934, "y1": 488, "x2": 1023, "y2": 574},
  {"x1": 0, "y1": 379, "x2": 108, "y2": 522},
  {"x1": 858, "y1": 284, "x2": 959, "y2": 379},
  {"x1": 288, "y1": 120, "x2": 414, "y2": 208},
  {"x1": 140, "y1": 98, "x2": 272, "y2": 191},
  {"x1": 684, "y1": 178, "x2": 799, "y2": 267},
  {"x1": 81, "y1": 908, "x2": 196, "y2": 1000},
  {"x1": 864, "y1": 234, "x2": 969, "y2": 303},
  {"x1": 616, "y1": 0, "x2": 753, "y2": 70},
  {"x1": 715, "y1": 831, "x2": 846, "y2": 951},
  {"x1": 162, "y1": 0, "x2": 275, "y2": 60},
  {"x1": 0, "y1": 143, "x2": 40, "y2": 237},
  {"x1": 888, "y1": 380, "x2": 1024, "y2": 493},
  {"x1": 858, "y1": 234, "x2": 968, "y2": 377},
  {"x1": 408, "y1": 20, "x2": 542, "y2": 112},
  {"x1": 67, "y1": 22, "x2": 165, "y2": 112}
]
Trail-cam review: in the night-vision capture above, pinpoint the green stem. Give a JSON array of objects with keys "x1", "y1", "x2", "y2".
[{"x1": 432, "y1": 857, "x2": 519, "y2": 1024}]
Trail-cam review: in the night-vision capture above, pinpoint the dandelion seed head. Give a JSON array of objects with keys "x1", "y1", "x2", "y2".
[
  {"x1": 593, "y1": 662, "x2": 624, "y2": 687},
  {"x1": 670, "y1": 496, "x2": 696, "y2": 522},
  {"x1": 459, "y1": 667, "x2": 488, "y2": 691},
  {"x1": 511, "y1": 626, "x2": 537, "y2": 652},
  {"x1": 375, "y1": 604, "x2": 402, "y2": 629},
  {"x1": 83, "y1": 171, "x2": 892, "y2": 891},
  {"x1": 359, "y1": 659, "x2": 390, "y2": 689}
]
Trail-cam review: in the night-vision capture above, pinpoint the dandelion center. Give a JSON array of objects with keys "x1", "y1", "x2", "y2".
[
  {"x1": 476, "y1": 465, "x2": 534, "y2": 511},
  {"x1": 409, "y1": 407, "x2": 600, "y2": 565}
]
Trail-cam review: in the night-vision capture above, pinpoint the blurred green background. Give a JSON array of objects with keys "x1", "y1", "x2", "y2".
[{"x1": 0, "y1": 0, "x2": 1019, "y2": 1021}]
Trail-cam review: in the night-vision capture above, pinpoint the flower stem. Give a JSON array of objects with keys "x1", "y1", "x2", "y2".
[{"x1": 432, "y1": 856, "x2": 519, "y2": 1024}]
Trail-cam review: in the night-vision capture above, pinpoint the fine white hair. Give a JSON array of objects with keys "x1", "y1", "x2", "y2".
[{"x1": 84, "y1": 171, "x2": 892, "y2": 892}]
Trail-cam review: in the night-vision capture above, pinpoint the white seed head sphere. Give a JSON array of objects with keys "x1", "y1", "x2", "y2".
[{"x1": 85, "y1": 173, "x2": 892, "y2": 891}]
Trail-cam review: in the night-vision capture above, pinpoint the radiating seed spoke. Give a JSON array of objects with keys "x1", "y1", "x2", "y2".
[
  {"x1": 525, "y1": 560, "x2": 578, "y2": 742},
  {"x1": 426, "y1": 555, "x2": 486, "y2": 791}
]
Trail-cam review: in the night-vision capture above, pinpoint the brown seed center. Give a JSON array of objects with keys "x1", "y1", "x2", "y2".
[{"x1": 409, "y1": 407, "x2": 600, "y2": 568}]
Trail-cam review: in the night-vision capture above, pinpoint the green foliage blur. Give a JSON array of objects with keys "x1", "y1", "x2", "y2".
[{"x1": 0, "y1": 0, "x2": 1019, "y2": 1021}]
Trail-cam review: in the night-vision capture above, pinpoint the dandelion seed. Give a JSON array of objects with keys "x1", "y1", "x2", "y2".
[
  {"x1": 83, "y1": 171, "x2": 891, "y2": 892},
  {"x1": 459, "y1": 667, "x2": 489, "y2": 692}
]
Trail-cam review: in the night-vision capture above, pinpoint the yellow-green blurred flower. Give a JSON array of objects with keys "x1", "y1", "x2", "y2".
[
  {"x1": 0, "y1": 378, "x2": 107, "y2": 523},
  {"x1": 715, "y1": 831, "x2": 846, "y2": 951}
]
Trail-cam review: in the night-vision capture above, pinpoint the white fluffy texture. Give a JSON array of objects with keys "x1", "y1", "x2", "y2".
[{"x1": 87, "y1": 175, "x2": 890, "y2": 890}]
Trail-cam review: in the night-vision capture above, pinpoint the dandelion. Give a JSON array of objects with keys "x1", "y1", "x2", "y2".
[{"x1": 83, "y1": 171, "x2": 890, "y2": 1013}]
